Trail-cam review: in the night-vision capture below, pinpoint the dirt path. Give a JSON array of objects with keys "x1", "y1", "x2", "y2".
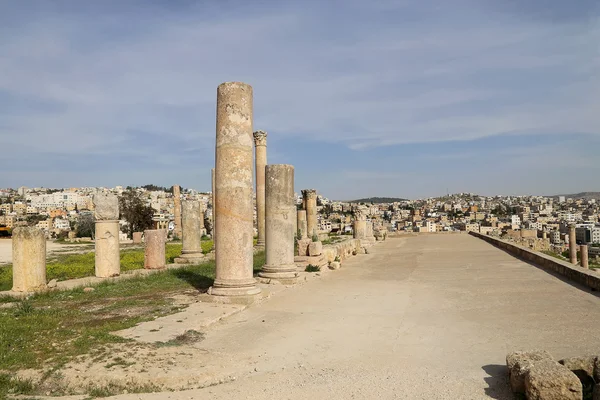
[{"x1": 58, "y1": 234, "x2": 600, "y2": 399}]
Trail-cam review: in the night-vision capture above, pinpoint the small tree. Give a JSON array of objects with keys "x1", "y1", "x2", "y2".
[
  {"x1": 119, "y1": 189, "x2": 155, "y2": 239},
  {"x1": 76, "y1": 213, "x2": 95, "y2": 238}
]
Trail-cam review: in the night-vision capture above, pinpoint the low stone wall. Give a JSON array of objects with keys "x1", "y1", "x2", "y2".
[
  {"x1": 469, "y1": 231, "x2": 600, "y2": 291},
  {"x1": 322, "y1": 238, "x2": 363, "y2": 263}
]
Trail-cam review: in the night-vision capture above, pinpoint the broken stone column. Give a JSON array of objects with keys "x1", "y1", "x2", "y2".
[
  {"x1": 297, "y1": 209, "x2": 308, "y2": 239},
  {"x1": 353, "y1": 208, "x2": 367, "y2": 239},
  {"x1": 12, "y1": 227, "x2": 47, "y2": 292},
  {"x1": 302, "y1": 189, "x2": 318, "y2": 238},
  {"x1": 173, "y1": 184, "x2": 182, "y2": 239},
  {"x1": 93, "y1": 193, "x2": 120, "y2": 278},
  {"x1": 210, "y1": 81, "x2": 260, "y2": 297},
  {"x1": 175, "y1": 200, "x2": 204, "y2": 264},
  {"x1": 569, "y1": 224, "x2": 577, "y2": 264},
  {"x1": 144, "y1": 229, "x2": 166, "y2": 269},
  {"x1": 132, "y1": 232, "x2": 143, "y2": 244},
  {"x1": 253, "y1": 130, "x2": 267, "y2": 247},
  {"x1": 259, "y1": 164, "x2": 297, "y2": 282},
  {"x1": 581, "y1": 244, "x2": 589, "y2": 269}
]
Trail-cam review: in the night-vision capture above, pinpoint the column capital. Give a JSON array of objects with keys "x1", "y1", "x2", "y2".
[
  {"x1": 253, "y1": 130, "x2": 268, "y2": 147},
  {"x1": 301, "y1": 189, "x2": 317, "y2": 200}
]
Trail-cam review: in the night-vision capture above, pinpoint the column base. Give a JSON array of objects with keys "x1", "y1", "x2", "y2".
[
  {"x1": 175, "y1": 251, "x2": 205, "y2": 264},
  {"x1": 258, "y1": 264, "x2": 298, "y2": 283},
  {"x1": 256, "y1": 240, "x2": 265, "y2": 248},
  {"x1": 209, "y1": 279, "x2": 262, "y2": 297}
]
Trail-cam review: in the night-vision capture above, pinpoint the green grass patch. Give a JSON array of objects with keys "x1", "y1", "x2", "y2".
[
  {"x1": 0, "y1": 249, "x2": 266, "y2": 398},
  {"x1": 0, "y1": 243, "x2": 208, "y2": 292}
]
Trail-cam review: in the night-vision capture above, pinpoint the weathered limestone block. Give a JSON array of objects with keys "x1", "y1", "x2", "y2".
[
  {"x1": 95, "y1": 220, "x2": 120, "y2": 278},
  {"x1": 329, "y1": 261, "x2": 341, "y2": 270},
  {"x1": 12, "y1": 227, "x2": 47, "y2": 292},
  {"x1": 308, "y1": 241, "x2": 323, "y2": 256},
  {"x1": 559, "y1": 356, "x2": 596, "y2": 380},
  {"x1": 525, "y1": 359, "x2": 582, "y2": 400},
  {"x1": 132, "y1": 232, "x2": 143, "y2": 244},
  {"x1": 259, "y1": 164, "x2": 297, "y2": 282},
  {"x1": 297, "y1": 238, "x2": 311, "y2": 257},
  {"x1": 144, "y1": 229, "x2": 166, "y2": 269},
  {"x1": 507, "y1": 350, "x2": 553, "y2": 395},
  {"x1": 93, "y1": 193, "x2": 119, "y2": 220},
  {"x1": 210, "y1": 81, "x2": 260, "y2": 297}
]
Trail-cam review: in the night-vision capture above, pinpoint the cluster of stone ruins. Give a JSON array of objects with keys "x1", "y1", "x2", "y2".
[
  {"x1": 9, "y1": 82, "x2": 385, "y2": 296},
  {"x1": 506, "y1": 350, "x2": 599, "y2": 400}
]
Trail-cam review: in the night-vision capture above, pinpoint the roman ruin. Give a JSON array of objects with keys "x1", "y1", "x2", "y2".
[
  {"x1": 569, "y1": 224, "x2": 577, "y2": 264},
  {"x1": 173, "y1": 184, "x2": 182, "y2": 239},
  {"x1": 297, "y1": 209, "x2": 308, "y2": 239},
  {"x1": 209, "y1": 82, "x2": 261, "y2": 297},
  {"x1": 580, "y1": 244, "x2": 589, "y2": 269},
  {"x1": 144, "y1": 229, "x2": 166, "y2": 269},
  {"x1": 253, "y1": 130, "x2": 267, "y2": 247},
  {"x1": 175, "y1": 200, "x2": 204, "y2": 264},
  {"x1": 259, "y1": 164, "x2": 297, "y2": 282},
  {"x1": 302, "y1": 189, "x2": 318, "y2": 238},
  {"x1": 12, "y1": 227, "x2": 47, "y2": 292},
  {"x1": 93, "y1": 193, "x2": 120, "y2": 277}
]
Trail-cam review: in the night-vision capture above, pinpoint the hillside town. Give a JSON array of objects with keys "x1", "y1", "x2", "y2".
[{"x1": 1, "y1": 186, "x2": 598, "y2": 256}]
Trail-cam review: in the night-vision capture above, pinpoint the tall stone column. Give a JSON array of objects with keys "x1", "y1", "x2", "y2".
[
  {"x1": 210, "y1": 81, "x2": 260, "y2": 297},
  {"x1": 253, "y1": 130, "x2": 267, "y2": 247},
  {"x1": 302, "y1": 189, "x2": 318, "y2": 238},
  {"x1": 12, "y1": 227, "x2": 46, "y2": 292},
  {"x1": 580, "y1": 245, "x2": 589, "y2": 269},
  {"x1": 173, "y1": 184, "x2": 182, "y2": 239},
  {"x1": 93, "y1": 193, "x2": 120, "y2": 277},
  {"x1": 259, "y1": 164, "x2": 297, "y2": 282},
  {"x1": 144, "y1": 229, "x2": 166, "y2": 269},
  {"x1": 569, "y1": 224, "x2": 577, "y2": 265},
  {"x1": 211, "y1": 168, "x2": 216, "y2": 239},
  {"x1": 297, "y1": 210, "x2": 308, "y2": 239},
  {"x1": 175, "y1": 200, "x2": 204, "y2": 264}
]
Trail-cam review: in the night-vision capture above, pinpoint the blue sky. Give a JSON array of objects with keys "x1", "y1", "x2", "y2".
[{"x1": 0, "y1": 0, "x2": 599, "y2": 200}]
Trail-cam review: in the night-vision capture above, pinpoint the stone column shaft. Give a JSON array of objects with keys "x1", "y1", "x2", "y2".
[
  {"x1": 173, "y1": 185, "x2": 182, "y2": 238},
  {"x1": 144, "y1": 229, "x2": 166, "y2": 269},
  {"x1": 297, "y1": 210, "x2": 308, "y2": 239},
  {"x1": 12, "y1": 227, "x2": 46, "y2": 292},
  {"x1": 260, "y1": 164, "x2": 296, "y2": 281},
  {"x1": 302, "y1": 189, "x2": 318, "y2": 238},
  {"x1": 353, "y1": 220, "x2": 367, "y2": 239},
  {"x1": 210, "y1": 81, "x2": 260, "y2": 297},
  {"x1": 253, "y1": 130, "x2": 267, "y2": 247},
  {"x1": 211, "y1": 168, "x2": 216, "y2": 238},
  {"x1": 569, "y1": 225, "x2": 577, "y2": 265},
  {"x1": 176, "y1": 200, "x2": 204, "y2": 263},
  {"x1": 580, "y1": 245, "x2": 589, "y2": 269},
  {"x1": 95, "y1": 220, "x2": 120, "y2": 277},
  {"x1": 93, "y1": 193, "x2": 120, "y2": 278}
]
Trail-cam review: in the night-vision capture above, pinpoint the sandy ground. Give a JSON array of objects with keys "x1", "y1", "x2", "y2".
[{"x1": 45, "y1": 233, "x2": 600, "y2": 399}]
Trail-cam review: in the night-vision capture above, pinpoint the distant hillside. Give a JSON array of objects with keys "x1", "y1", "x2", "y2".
[
  {"x1": 550, "y1": 192, "x2": 600, "y2": 200},
  {"x1": 347, "y1": 197, "x2": 407, "y2": 204}
]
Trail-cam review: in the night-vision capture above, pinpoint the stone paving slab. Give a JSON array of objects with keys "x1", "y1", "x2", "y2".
[{"x1": 113, "y1": 302, "x2": 246, "y2": 343}]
